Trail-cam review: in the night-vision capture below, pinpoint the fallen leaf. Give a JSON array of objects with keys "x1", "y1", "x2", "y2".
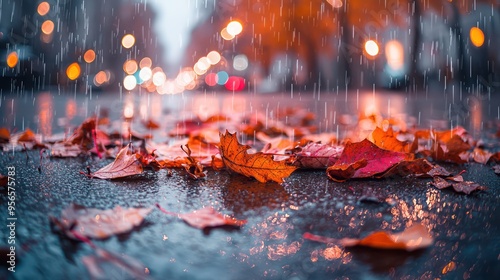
[
  {"x1": 89, "y1": 145, "x2": 143, "y2": 179},
  {"x1": 291, "y1": 142, "x2": 344, "y2": 169},
  {"x1": 156, "y1": 204, "x2": 246, "y2": 229},
  {"x1": 376, "y1": 158, "x2": 434, "y2": 178},
  {"x1": 219, "y1": 130, "x2": 297, "y2": 183},
  {"x1": 304, "y1": 224, "x2": 433, "y2": 252},
  {"x1": 82, "y1": 247, "x2": 149, "y2": 280},
  {"x1": 493, "y1": 165, "x2": 500, "y2": 175},
  {"x1": 326, "y1": 139, "x2": 409, "y2": 182},
  {"x1": 370, "y1": 126, "x2": 410, "y2": 153},
  {"x1": 180, "y1": 145, "x2": 206, "y2": 179},
  {"x1": 430, "y1": 177, "x2": 487, "y2": 194},
  {"x1": 17, "y1": 128, "x2": 37, "y2": 142},
  {"x1": 51, "y1": 203, "x2": 152, "y2": 239},
  {"x1": 50, "y1": 142, "x2": 82, "y2": 157},
  {"x1": 426, "y1": 164, "x2": 452, "y2": 177},
  {"x1": 0, "y1": 128, "x2": 10, "y2": 143},
  {"x1": 472, "y1": 148, "x2": 494, "y2": 164}
]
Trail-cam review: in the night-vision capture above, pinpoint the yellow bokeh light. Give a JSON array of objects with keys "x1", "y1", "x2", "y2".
[
  {"x1": 385, "y1": 40, "x2": 404, "y2": 71},
  {"x1": 7, "y1": 52, "x2": 18, "y2": 68},
  {"x1": 83, "y1": 49, "x2": 96, "y2": 63},
  {"x1": 220, "y1": 27, "x2": 235, "y2": 41},
  {"x1": 122, "y1": 34, "x2": 135, "y2": 49},
  {"x1": 227, "y1": 21, "x2": 243, "y2": 36},
  {"x1": 66, "y1": 63, "x2": 81, "y2": 80},
  {"x1": 470, "y1": 27, "x2": 485, "y2": 47},
  {"x1": 207, "y1": 51, "x2": 221, "y2": 65},
  {"x1": 41, "y1": 20, "x2": 55, "y2": 35},
  {"x1": 123, "y1": 60, "x2": 138, "y2": 74},
  {"x1": 37, "y1": 2, "x2": 50, "y2": 16},
  {"x1": 364, "y1": 40, "x2": 379, "y2": 57}
]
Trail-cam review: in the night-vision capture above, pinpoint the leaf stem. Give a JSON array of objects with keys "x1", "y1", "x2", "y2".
[{"x1": 155, "y1": 203, "x2": 178, "y2": 216}]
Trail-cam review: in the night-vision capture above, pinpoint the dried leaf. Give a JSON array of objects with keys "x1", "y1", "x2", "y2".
[
  {"x1": 292, "y1": 142, "x2": 344, "y2": 169},
  {"x1": 180, "y1": 145, "x2": 206, "y2": 179},
  {"x1": 51, "y1": 203, "x2": 152, "y2": 239},
  {"x1": 376, "y1": 158, "x2": 434, "y2": 178},
  {"x1": 219, "y1": 130, "x2": 297, "y2": 183},
  {"x1": 472, "y1": 148, "x2": 494, "y2": 164},
  {"x1": 326, "y1": 139, "x2": 409, "y2": 182},
  {"x1": 304, "y1": 224, "x2": 433, "y2": 252},
  {"x1": 90, "y1": 145, "x2": 143, "y2": 179},
  {"x1": 156, "y1": 204, "x2": 246, "y2": 229},
  {"x1": 50, "y1": 143, "x2": 82, "y2": 157},
  {"x1": 430, "y1": 177, "x2": 487, "y2": 194}
]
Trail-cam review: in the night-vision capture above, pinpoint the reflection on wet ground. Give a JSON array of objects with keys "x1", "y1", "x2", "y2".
[{"x1": 0, "y1": 90, "x2": 499, "y2": 279}]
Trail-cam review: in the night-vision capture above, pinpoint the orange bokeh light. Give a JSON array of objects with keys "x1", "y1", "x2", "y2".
[
  {"x1": 37, "y1": 2, "x2": 50, "y2": 16},
  {"x1": 470, "y1": 27, "x2": 485, "y2": 47},
  {"x1": 41, "y1": 20, "x2": 55, "y2": 35},
  {"x1": 83, "y1": 49, "x2": 96, "y2": 63},
  {"x1": 227, "y1": 21, "x2": 243, "y2": 36},
  {"x1": 123, "y1": 60, "x2": 138, "y2": 74},
  {"x1": 7, "y1": 52, "x2": 18, "y2": 68},
  {"x1": 385, "y1": 40, "x2": 404, "y2": 71},
  {"x1": 66, "y1": 63, "x2": 81, "y2": 80},
  {"x1": 139, "y1": 57, "x2": 152, "y2": 69},
  {"x1": 364, "y1": 40, "x2": 379, "y2": 57}
]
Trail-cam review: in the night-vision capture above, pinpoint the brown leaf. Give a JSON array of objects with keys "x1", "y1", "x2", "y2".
[
  {"x1": 51, "y1": 203, "x2": 152, "y2": 239},
  {"x1": 429, "y1": 176, "x2": 452, "y2": 189},
  {"x1": 472, "y1": 148, "x2": 494, "y2": 164},
  {"x1": 180, "y1": 145, "x2": 206, "y2": 179},
  {"x1": 377, "y1": 158, "x2": 434, "y2": 178},
  {"x1": 292, "y1": 142, "x2": 344, "y2": 169},
  {"x1": 156, "y1": 204, "x2": 246, "y2": 229},
  {"x1": 304, "y1": 224, "x2": 433, "y2": 252},
  {"x1": 90, "y1": 145, "x2": 143, "y2": 179},
  {"x1": 219, "y1": 130, "x2": 297, "y2": 183},
  {"x1": 326, "y1": 139, "x2": 409, "y2": 182},
  {"x1": 430, "y1": 177, "x2": 487, "y2": 194}
]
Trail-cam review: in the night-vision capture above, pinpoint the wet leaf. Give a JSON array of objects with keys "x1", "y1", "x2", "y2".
[
  {"x1": 472, "y1": 148, "x2": 494, "y2": 164},
  {"x1": 326, "y1": 139, "x2": 409, "y2": 182},
  {"x1": 430, "y1": 177, "x2": 487, "y2": 194},
  {"x1": 219, "y1": 130, "x2": 297, "y2": 183},
  {"x1": 304, "y1": 224, "x2": 433, "y2": 252},
  {"x1": 0, "y1": 128, "x2": 10, "y2": 143},
  {"x1": 17, "y1": 128, "x2": 37, "y2": 142},
  {"x1": 291, "y1": 142, "x2": 344, "y2": 169},
  {"x1": 51, "y1": 203, "x2": 152, "y2": 239},
  {"x1": 82, "y1": 247, "x2": 149, "y2": 280},
  {"x1": 156, "y1": 204, "x2": 246, "y2": 229},
  {"x1": 370, "y1": 126, "x2": 410, "y2": 153},
  {"x1": 376, "y1": 158, "x2": 434, "y2": 178},
  {"x1": 89, "y1": 145, "x2": 143, "y2": 179},
  {"x1": 180, "y1": 145, "x2": 206, "y2": 179}
]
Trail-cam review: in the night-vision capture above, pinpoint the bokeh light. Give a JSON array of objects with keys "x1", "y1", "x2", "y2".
[
  {"x1": 152, "y1": 71, "x2": 167, "y2": 86},
  {"x1": 41, "y1": 20, "x2": 55, "y2": 35},
  {"x1": 385, "y1": 40, "x2": 404, "y2": 71},
  {"x1": 364, "y1": 40, "x2": 379, "y2": 57},
  {"x1": 37, "y1": 2, "x2": 50, "y2": 16},
  {"x1": 6, "y1": 52, "x2": 18, "y2": 68},
  {"x1": 83, "y1": 49, "x2": 96, "y2": 63},
  {"x1": 66, "y1": 63, "x2": 81, "y2": 80},
  {"x1": 216, "y1": 71, "x2": 229, "y2": 85},
  {"x1": 470, "y1": 27, "x2": 485, "y2": 47},
  {"x1": 139, "y1": 57, "x2": 152, "y2": 69},
  {"x1": 326, "y1": 0, "x2": 343, "y2": 8},
  {"x1": 220, "y1": 28, "x2": 235, "y2": 41},
  {"x1": 122, "y1": 34, "x2": 135, "y2": 49},
  {"x1": 207, "y1": 51, "x2": 221, "y2": 65},
  {"x1": 225, "y1": 76, "x2": 245, "y2": 91},
  {"x1": 233, "y1": 54, "x2": 248, "y2": 71},
  {"x1": 139, "y1": 67, "x2": 153, "y2": 81},
  {"x1": 123, "y1": 75, "x2": 137, "y2": 91},
  {"x1": 123, "y1": 60, "x2": 138, "y2": 74},
  {"x1": 205, "y1": 73, "x2": 218, "y2": 86},
  {"x1": 93, "y1": 70, "x2": 109, "y2": 86},
  {"x1": 227, "y1": 21, "x2": 243, "y2": 36}
]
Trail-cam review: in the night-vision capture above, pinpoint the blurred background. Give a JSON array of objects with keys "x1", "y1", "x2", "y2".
[{"x1": 1, "y1": 0, "x2": 499, "y2": 94}]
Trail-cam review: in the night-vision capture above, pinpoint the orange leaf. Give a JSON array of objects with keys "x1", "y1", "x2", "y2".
[
  {"x1": 0, "y1": 127, "x2": 10, "y2": 142},
  {"x1": 304, "y1": 224, "x2": 433, "y2": 252},
  {"x1": 219, "y1": 130, "x2": 297, "y2": 183},
  {"x1": 18, "y1": 128, "x2": 36, "y2": 142},
  {"x1": 370, "y1": 126, "x2": 410, "y2": 153}
]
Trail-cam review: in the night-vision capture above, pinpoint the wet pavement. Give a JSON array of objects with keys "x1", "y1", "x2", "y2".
[{"x1": 1, "y1": 89, "x2": 500, "y2": 279}]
